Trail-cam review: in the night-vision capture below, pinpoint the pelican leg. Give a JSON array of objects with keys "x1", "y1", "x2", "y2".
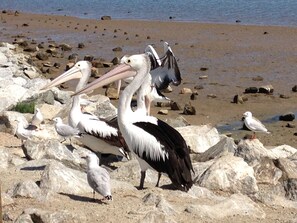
[
  {"x1": 156, "y1": 172, "x2": 161, "y2": 187},
  {"x1": 139, "y1": 171, "x2": 146, "y2": 190}
]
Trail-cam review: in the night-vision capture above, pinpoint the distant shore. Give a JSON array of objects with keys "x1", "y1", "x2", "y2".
[{"x1": 1, "y1": 10, "x2": 297, "y2": 147}]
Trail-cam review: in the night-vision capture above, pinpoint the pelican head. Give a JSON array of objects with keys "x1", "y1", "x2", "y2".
[
  {"x1": 41, "y1": 61, "x2": 92, "y2": 91},
  {"x1": 73, "y1": 54, "x2": 150, "y2": 96}
]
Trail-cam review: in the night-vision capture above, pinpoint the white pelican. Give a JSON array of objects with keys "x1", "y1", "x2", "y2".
[
  {"x1": 86, "y1": 153, "x2": 112, "y2": 201},
  {"x1": 41, "y1": 61, "x2": 130, "y2": 160},
  {"x1": 53, "y1": 117, "x2": 80, "y2": 143},
  {"x1": 243, "y1": 111, "x2": 270, "y2": 139},
  {"x1": 31, "y1": 107, "x2": 44, "y2": 129},
  {"x1": 74, "y1": 54, "x2": 193, "y2": 191}
]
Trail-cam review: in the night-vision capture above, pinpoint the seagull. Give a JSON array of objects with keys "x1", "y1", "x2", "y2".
[
  {"x1": 243, "y1": 111, "x2": 270, "y2": 139},
  {"x1": 53, "y1": 117, "x2": 80, "y2": 143},
  {"x1": 74, "y1": 53, "x2": 194, "y2": 192},
  {"x1": 31, "y1": 107, "x2": 44, "y2": 129},
  {"x1": 15, "y1": 117, "x2": 35, "y2": 142},
  {"x1": 86, "y1": 153, "x2": 112, "y2": 201},
  {"x1": 40, "y1": 61, "x2": 130, "y2": 160}
]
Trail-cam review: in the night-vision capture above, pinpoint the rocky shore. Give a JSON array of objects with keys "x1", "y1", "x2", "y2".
[{"x1": 1, "y1": 10, "x2": 297, "y2": 222}]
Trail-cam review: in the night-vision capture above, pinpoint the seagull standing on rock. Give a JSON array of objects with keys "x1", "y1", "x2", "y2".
[
  {"x1": 15, "y1": 117, "x2": 36, "y2": 142},
  {"x1": 86, "y1": 153, "x2": 112, "y2": 201},
  {"x1": 243, "y1": 111, "x2": 270, "y2": 139},
  {"x1": 31, "y1": 107, "x2": 44, "y2": 129},
  {"x1": 53, "y1": 117, "x2": 80, "y2": 143}
]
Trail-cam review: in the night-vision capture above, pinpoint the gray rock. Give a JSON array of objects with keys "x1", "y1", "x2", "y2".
[
  {"x1": 253, "y1": 158, "x2": 282, "y2": 185},
  {"x1": 176, "y1": 125, "x2": 221, "y2": 153},
  {"x1": 15, "y1": 208, "x2": 86, "y2": 223},
  {"x1": 23, "y1": 139, "x2": 86, "y2": 170},
  {"x1": 138, "y1": 210, "x2": 176, "y2": 223},
  {"x1": 40, "y1": 160, "x2": 92, "y2": 194},
  {"x1": 142, "y1": 193, "x2": 176, "y2": 215},
  {"x1": 0, "y1": 147, "x2": 9, "y2": 169},
  {"x1": 194, "y1": 136, "x2": 237, "y2": 162},
  {"x1": 8, "y1": 180, "x2": 42, "y2": 198},
  {"x1": 50, "y1": 87, "x2": 71, "y2": 104},
  {"x1": 279, "y1": 112, "x2": 295, "y2": 121},
  {"x1": 1, "y1": 192, "x2": 14, "y2": 206},
  {"x1": 185, "y1": 193, "x2": 265, "y2": 219},
  {"x1": 197, "y1": 153, "x2": 258, "y2": 194},
  {"x1": 164, "y1": 116, "x2": 189, "y2": 128}
]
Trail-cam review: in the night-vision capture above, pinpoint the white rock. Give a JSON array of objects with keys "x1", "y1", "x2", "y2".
[
  {"x1": 185, "y1": 193, "x2": 265, "y2": 219},
  {"x1": 197, "y1": 153, "x2": 258, "y2": 194},
  {"x1": 176, "y1": 125, "x2": 221, "y2": 153},
  {"x1": 40, "y1": 160, "x2": 92, "y2": 194},
  {"x1": 0, "y1": 147, "x2": 9, "y2": 169}
]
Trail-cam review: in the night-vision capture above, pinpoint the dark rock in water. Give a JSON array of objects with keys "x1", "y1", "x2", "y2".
[
  {"x1": 235, "y1": 20, "x2": 241, "y2": 23},
  {"x1": 53, "y1": 62, "x2": 61, "y2": 68},
  {"x1": 279, "y1": 112, "x2": 295, "y2": 121},
  {"x1": 233, "y1": 94, "x2": 244, "y2": 104},
  {"x1": 78, "y1": 42, "x2": 85, "y2": 49},
  {"x1": 244, "y1": 87, "x2": 258, "y2": 93},
  {"x1": 111, "y1": 57, "x2": 120, "y2": 65},
  {"x1": 59, "y1": 43, "x2": 72, "y2": 51},
  {"x1": 200, "y1": 67, "x2": 208, "y2": 71},
  {"x1": 280, "y1": 94, "x2": 290, "y2": 99},
  {"x1": 259, "y1": 85, "x2": 274, "y2": 94},
  {"x1": 194, "y1": 85, "x2": 204, "y2": 90},
  {"x1": 23, "y1": 46, "x2": 37, "y2": 53},
  {"x1": 36, "y1": 52, "x2": 49, "y2": 61},
  {"x1": 83, "y1": 55, "x2": 94, "y2": 62},
  {"x1": 38, "y1": 43, "x2": 44, "y2": 49},
  {"x1": 170, "y1": 101, "x2": 181, "y2": 111},
  {"x1": 101, "y1": 15, "x2": 111, "y2": 20},
  {"x1": 286, "y1": 123, "x2": 296, "y2": 128},
  {"x1": 112, "y1": 47, "x2": 122, "y2": 52},
  {"x1": 292, "y1": 85, "x2": 297, "y2": 92},
  {"x1": 68, "y1": 53, "x2": 78, "y2": 61},
  {"x1": 190, "y1": 93, "x2": 197, "y2": 100},
  {"x1": 252, "y1": 76, "x2": 264, "y2": 81},
  {"x1": 183, "y1": 103, "x2": 196, "y2": 115}
]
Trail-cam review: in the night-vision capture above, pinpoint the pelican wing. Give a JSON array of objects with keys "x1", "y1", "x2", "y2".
[{"x1": 133, "y1": 119, "x2": 193, "y2": 191}]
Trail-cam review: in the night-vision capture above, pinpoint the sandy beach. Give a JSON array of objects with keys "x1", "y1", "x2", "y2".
[{"x1": 1, "y1": 10, "x2": 297, "y2": 222}]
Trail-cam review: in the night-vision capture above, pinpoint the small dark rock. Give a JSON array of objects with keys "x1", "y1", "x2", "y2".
[
  {"x1": 279, "y1": 113, "x2": 295, "y2": 121},
  {"x1": 244, "y1": 87, "x2": 258, "y2": 94},
  {"x1": 233, "y1": 94, "x2": 244, "y2": 104},
  {"x1": 53, "y1": 62, "x2": 61, "y2": 68},
  {"x1": 235, "y1": 20, "x2": 241, "y2": 23},
  {"x1": 23, "y1": 46, "x2": 38, "y2": 53},
  {"x1": 22, "y1": 23, "x2": 29, "y2": 27},
  {"x1": 101, "y1": 16, "x2": 111, "y2": 20},
  {"x1": 292, "y1": 85, "x2": 297, "y2": 92},
  {"x1": 78, "y1": 43, "x2": 85, "y2": 49},
  {"x1": 170, "y1": 101, "x2": 181, "y2": 111},
  {"x1": 84, "y1": 55, "x2": 94, "y2": 62},
  {"x1": 112, "y1": 47, "x2": 122, "y2": 52},
  {"x1": 183, "y1": 103, "x2": 196, "y2": 115},
  {"x1": 37, "y1": 43, "x2": 44, "y2": 49},
  {"x1": 190, "y1": 93, "x2": 197, "y2": 100},
  {"x1": 263, "y1": 31, "x2": 268, "y2": 35},
  {"x1": 259, "y1": 85, "x2": 274, "y2": 94},
  {"x1": 92, "y1": 60, "x2": 104, "y2": 68},
  {"x1": 111, "y1": 57, "x2": 120, "y2": 65},
  {"x1": 252, "y1": 76, "x2": 264, "y2": 81},
  {"x1": 36, "y1": 52, "x2": 49, "y2": 61},
  {"x1": 194, "y1": 85, "x2": 204, "y2": 90},
  {"x1": 68, "y1": 53, "x2": 79, "y2": 61},
  {"x1": 286, "y1": 123, "x2": 296, "y2": 128},
  {"x1": 200, "y1": 67, "x2": 208, "y2": 71},
  {"x1": 280, "y1": 94, "x2": 290, "y2": 99},
  {"x1": 59, "y1": 43, "x2": 72, "y2": 51}
]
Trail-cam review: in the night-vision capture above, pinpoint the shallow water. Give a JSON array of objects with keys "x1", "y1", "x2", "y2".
[{"x1": 2, "y1": 0, "x2": 297, "y2": 26}]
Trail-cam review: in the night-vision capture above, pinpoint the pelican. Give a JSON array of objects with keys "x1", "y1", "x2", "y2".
[
  {"x1": 41, "y1": 61, "x2": 130, "y2": 160},
  {"x1": 53, "y1": 117, "x2": 80, "y2": 143},
  {"x1": 86, "y1": 153, "x2": 112, "y2": 201},
  {"x1": 243, "y1": 111, "x2": 270, "y2": 139},
  {"x1": 74, "y1": 53, "x2": 193, "y2": 191}
]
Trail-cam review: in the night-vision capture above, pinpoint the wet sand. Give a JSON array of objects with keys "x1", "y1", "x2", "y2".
[{"x1": 1, "y1": 11, "x2": 297, "y2": 147}]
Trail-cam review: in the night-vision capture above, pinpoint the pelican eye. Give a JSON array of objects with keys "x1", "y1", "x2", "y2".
[{"x1": 127, "y1": 59, "x2": 131, "y2": 63}]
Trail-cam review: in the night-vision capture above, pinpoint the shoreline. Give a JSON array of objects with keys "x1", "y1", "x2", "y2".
[{"x1": 1, "y1": 10, "x2": 297, "y2": 147}]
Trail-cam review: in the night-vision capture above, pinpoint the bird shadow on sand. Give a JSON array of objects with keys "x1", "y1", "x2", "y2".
[
  {"x1": 65, "y1": 144, "x2": 76, "y2": 152},
  {"x1": 59, "y1": 192, "x2": 106, "y2": 204}
]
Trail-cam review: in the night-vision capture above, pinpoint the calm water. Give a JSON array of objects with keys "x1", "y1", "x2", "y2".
[{"x1": 1, "y1": 0, "x2": 297, "y2": 26}]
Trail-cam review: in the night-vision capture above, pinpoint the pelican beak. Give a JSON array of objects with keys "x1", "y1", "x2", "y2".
[
  {"x1": 73, "y1": 63, "x2": 136, "y2": 96},
  {"x1": 40, "y1": 65, "x2": 83, "y2": 91}
]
